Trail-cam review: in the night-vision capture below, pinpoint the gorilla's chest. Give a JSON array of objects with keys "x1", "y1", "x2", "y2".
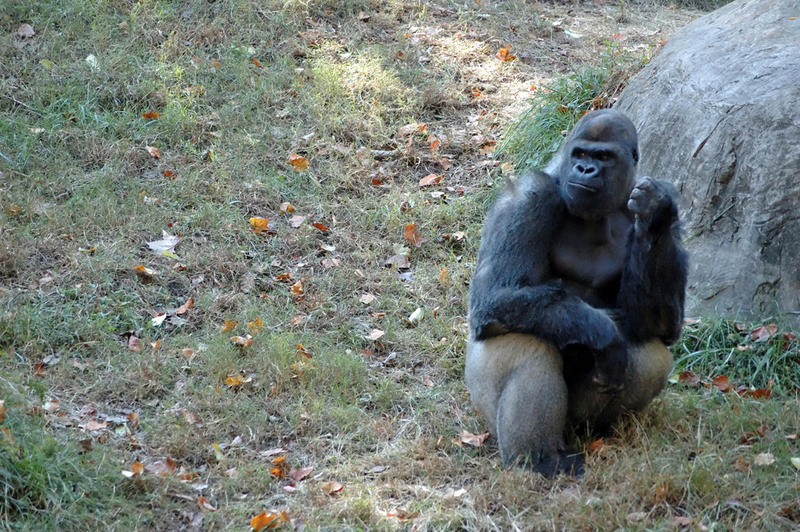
[{"x1": 550, "y1": 212, "x2": 630, "y2": 303}]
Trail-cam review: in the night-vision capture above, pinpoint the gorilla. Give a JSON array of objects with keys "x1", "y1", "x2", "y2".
[{"x1": 466, "y1": 109, "x2": 687, "y2": 477}]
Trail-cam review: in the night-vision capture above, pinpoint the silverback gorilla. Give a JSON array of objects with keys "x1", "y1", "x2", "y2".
[{"x1": 466, "y1": 109, "x2": 687, "y2": 477}]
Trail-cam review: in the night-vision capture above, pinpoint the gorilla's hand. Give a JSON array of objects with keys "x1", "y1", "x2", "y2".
[
  {"x1": 627, "y1": 177, "x2": 678, "y2": 234},
  {"x1": 591, "y1": 340, "x2": 628, "y2": 393}
]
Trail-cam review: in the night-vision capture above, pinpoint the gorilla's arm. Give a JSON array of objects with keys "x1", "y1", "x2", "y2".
[
  {"x1": 468, "y1": 171, "x2": 624, "y2": 353},
  {"x1": 618, "y1": 177, "x2": 688, "y2": 345}
]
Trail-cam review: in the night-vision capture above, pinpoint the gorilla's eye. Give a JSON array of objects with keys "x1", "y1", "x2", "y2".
[
  {"x1": 573, "y1": 149, "x2": 587, "y2": 159},
  {"x1": 597, "y1": 152, "x2": 611, "y2": 162}
]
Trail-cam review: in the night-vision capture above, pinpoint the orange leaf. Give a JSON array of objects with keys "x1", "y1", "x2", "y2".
[
  {"x1": 312, "y1": 221, "x2": 330, "y2": 231},
  {"x1": 175, "y1": 297, "x2": 194, "y2": 315},
  {"x1": 221, "y1": 319, "x2": 237, "y2": 333},
  {"x1": 252, "y1": 57, "x2": 262, "y2": 67},
  {"x1": 248, "y1": 317, "x2": 264, "y2": 334},
  {"x1": 418, "y1": 173, "x2": 443, "y2": 187},
  {"x1": 163, "y1": 170, "x2": 176, "y2": 178},
  {"x1": 0, "y1": 400, "x2": 5, "y2": 424},
  {"x1": 131, "y1": 461, "x2": 144, "y2": 476},
  {"x1": 290, "y1": 281, "x2": 304, "y2": 296},
  {"x1": 588, "y1": 437, "x2": 606, "y2": 453},
  {"x1": 678, "y1": 370, "x2": 700, "y2": 386},
  {"x1": 750, "y1": 323, "x2": 778, "y2": 341},
  {"x1": 279, "y1": 202, "x2": 295, "y2": 213},
  {"x1": 6, "y1": 204, "x2": 22, "y2": 216},
  {"x1": 275, "y1": 272, "x2": 292, "y2": 281},
  {"x1": 34, "y1": 362, "x2": 46, "y2": 376},
  {"x1": 128, "y1": 411, "x2": 140, "y2": 428},
  {"x1": 145, "y1": 146, "x2": 161, "y2": 159},
  {"x1": 270, "y1": 466, "x2": 285, "y2": 478},
  {"x1": 250, "y1": 511, "x2": 279, "y2": 531},
  {"x1": 225, "y1": 375, "x2": 244, "y2": 386},
  {"x1": 288, "y1": 153, "x2": 309, "y2": 171},
  {"x1": 321, "y1": 481, "x2": 344, "y2": 495},
  {"x1": 403, "y1": 223, "x2": 423, "y2": 247},
  {"x1": 250, "y1": 217, "x2": 271, "y2": 234},
  {"x1": 141, "y1": 111, "x2": 160, "y2": 119},
  {"x1": 711, "y1": 375, "x2": 731, "y2": 393},
  {"x1": 428, "y1": 136, "x2": 440, "y2": 151},
  {"x1": 496, "y1": 44, "x2": 516, "y2": 61}
]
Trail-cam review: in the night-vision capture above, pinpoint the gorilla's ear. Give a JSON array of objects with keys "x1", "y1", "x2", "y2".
[{"x1": 632, "y1": 148, "x2": 639, "y2": 164}]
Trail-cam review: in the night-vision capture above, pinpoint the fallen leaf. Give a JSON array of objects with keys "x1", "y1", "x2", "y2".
[
  {"x1": 384, "y1": 253, "x2": 410, "y2": 269},
  {"x1": 754, "y1": 452, "x2": 776, "y2": 466},
  {"x1": 359, "y1": 294, "x2": 376, "y2": 305},
  {"x1": 6, "y1": 204, "x2": 22, "y2": 216},
  {"x1": 403, "y1": 223, "x2": 423, "y2": 247},
  {"x1": 712, "y1": 375, "x2": 731, "y2": 393},
  {"x1": 175, "y1": 297, "x2": 194, "y2": 315},
  {"x1": 85, "y1": 419, "x2": 108, "y2": 431},
  {"x1": 673, "y1": 516, "x2": 693, "y2": 527},
  {"x1": 751, "y1": 323, "x2": 778, "y2": 341},
  {"x1": 588, "y1": 437, "x2": 606, "y2": 453},
  {"x1": 289, "y1": 315, "x2": 305, "y2": 326},
  {"x1": 230, "y1": 335, "x2": 253, "y2": 347},
  {"x1": 678, "y1": 370, "x2": 700, "y2": 386},
  {"x1": 275, "y1": 272, "x2": 292, "y2": 281},
  {"x1": 131, "y1": 461, "x2": 144, "y2": 476},
  {"x1": 17, "y1": 23, "x2": 35, "y2": 38},
  {"x1": 290, "y1": 281, "x2": 304, "y2": 296},
  {"x1": 279, "y1": 202, "x2": 295, "y2": 213},
  {"x1": 128, "y1": 335, "x2": 142, "y2": 352},
  {"x1": 163, "y1": 169, "x2": 176, "y2": 178},
  {"x1": 128, "y1": 411, "x2": 140, "y2": 428},
  {"x1": 428, "y1": 136, "x2": 441, "y2": 151},
  {"x1": 225, "y1": 375, "x2": 244, "y2": 387},
  {"x1": 251, "y1": 57, "x2": 262, "y2": 67},
  {"x1": 458, "y1": 430, "x2": 490, "y2": 447},
  {"x1": 296, "y1": 344, "x2": 313, "y2": 359},
  {"x1": 365, "y1": 329, "x2": 384, "y2": 341},
  {"x1": 398, "y1": 122, "x2": 426, "y2": 136},
  {"x1": 418, "y1": 173, "x2": 443, "y2": 187},
  {"x1": 145, "y1": 457, "x2": 177, "y2": 476},
  {"x1": 141, "y1": 111, "x2": 160, "y2": 119},
  {"x1": 733, "y1": 455, "x2": 750, "y2": 472},
  {"x1": 627, "y1": 512, "x2": 647, "y2": 523},
  {"x1": 290, "y1": 466, "x2": 314, "y2": 481},
  {"x1": 288, "y1": 153, "x2": 309, "y2": 171},
  {"x1": 321, "y1": 481, "x2": 344, "y2": 495},
  {"x1": 496, "y1": 43, "x2": 516, "y2": 61},
  {"x1": 250, "y1": 511, "x2": 279, "y2": 531},
  {"x1": 250, "y1": 217, "x2": 271, "y2": 234},
  {"x1": 289, "y1": 215, "x2": 306, "y2": 228},
  {"x1": 147, "y1": 231, "x2": 180, "y2": 253},
  {"x1": 134, "y1": 264, "x2": 158, "y2": 278},
  {"x1": 312, "y1": 221, "x2": 330, "y2": 231},
  {"x1": 221, "y1": 319, "x2": 237, "y2": 333},
  {"x1": 197, "y1": 496, "x2": 216, "y2": 511},
  {"x1": 408, "y1": 307, "x2": 423, "y2": 324},
  {"x1": 145, "y1": 146, "x2": 161, "y2": 159},
  {"x1": 0, "y1": 400, "x2": 5, "y2": 423},
  {"x1": 181, "y1": 409, "x2": 202, "y2": 425},
  {"x1": 791, "y1": 457, "x2": 800, "y2": 470},
  {"x1": 248, "y1": 317, "x2": 265, "y2": 334}
]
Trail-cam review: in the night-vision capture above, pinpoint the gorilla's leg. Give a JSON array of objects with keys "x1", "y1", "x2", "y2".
[
  {"x1": 568, "y1": 340, "x2": 672, "y2": 429},
  {"x1": 466, "y1": 334, "x2": 584, "y2": 477}
]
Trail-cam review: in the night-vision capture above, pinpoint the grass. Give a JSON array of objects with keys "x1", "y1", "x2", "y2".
[{"x1": 1, "y1": 0, "x2": 798, "y2": 530}]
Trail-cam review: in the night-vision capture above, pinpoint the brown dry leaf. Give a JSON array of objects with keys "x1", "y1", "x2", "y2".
[
  {"x1": 673, "y1": 516, "x2": 693, "y2": 527},
  {"x1": 131, "y1": 461, "x2": 144, "y2": 476},
  {"x1": 678, "y1": 370, "x2": 700, "y2": 386},
  {"x1": 711, "y1": 375, "x2": 731, "y2": 393},
  {"x1": 128, "y1": 411, "x2": 140, "y2": 429},
  {"x1": 141, "y1": 111, "x2": 160, "y2": 119},
  {"x1": 275, "y1": 272, "x2": 292, "y2": 281},
  {"x1": 290, "y1": 281, "x2": 304, "y2": 296},
  {"x1": 127, "y1": 335, "x2": 142, "y2": 352},
  {"x1": 588, "y1": 437, "x2": 606, "y2": 454},
  {"x1": 145, "y1": 146, "x2": 161, "y2": 159},
  {"x1": 221, "y1": 319, "x2": 237, "y2": 333},
  {"x1": 296, "y1": 344, "x2": 313, "y2": 359},
  {"x1": 279, "y1": 202, "x2": 295, "y2": 213},
  {"x1": 181, "y1": 409, "x2": 202, "y2": 425},
  {"x1": 321, "y1": 481, "x2": 344, "y2": 495},
  {"x1": 230, "y1": 335, "x2": 253, "y2": 347},
  {"x1": 418, "y1": 173, "x2": 443, "y2": 187},
  {"x1": 251, "y1": 57, "x2": 262, "y2": 67},
  {"x1": 428, "y1": 136, "x2": 441, "y2": 151},
  {"x1": 289, "y1": 315, "x2": 305, "y2": 326},
  {"x1": 288, "y1": 153, "x2": 309, "y2": 171},
  {"x1": 398, "y1": 122, "x2": 426, "y2": 136},
  {"x1": 197, "y1": 496, "x2": 216, "y2": 511},
  {"x1": 6, "y1": 204, "x2": 22, "y2": 216},
  {"x1": 321, "y1": 258, "x2": 340, "y2": 268},
  {"x1": 145, "y1": 456, "x2": 177, "y2": 476},
  {"x1": 458, "y1": 430, "x2": 490, "y2": 447},
  {"x1": 248, "y1": 317, "x2": 265, "y2": 334},
  {"x1": 438, "y1": 267, "x2": 449, "y2": 285},
  {"x1": 150, "y1": 339, "x2": 161, "y2": 351},
  {"x1": 359, "y1": 294, "x2": 376, "y2": 305},
  {"x1": 365, "y1": 329, "x2": 385, "y2": 341},
  {"x1": 0, "y1": 400, "x2": 5, "y2": 423},
  {"x1": 754, "y1": 452, "x2": 776, "y2": 466},
  {"x1": 85, "y1": 419, "x2": 108, "y2": 431},
  {"x1": 733, "y1": 455, "x2": 750, "y2": 472},
  {"x1": 134, "y1": 264, "x2": 158, "y2": 278},
  {"x1": 289, "y1": 215, "x2": 306, "y2": 228},
  {"x1": 163, "y1": 169, "x2": 176, "y2": 178},
  {"x1": 290, "y1": 466, "x2": 314, "y2": 482},
  {"x1": 404, "y1": 223, "x2": 423, "y2": 247},
  {"x1": 250, "y1": 217, "x2": 271, "y2": 234},
  {"x1": 34, "y1": 362, "x2": 46, "y2": 377},
  {"x1": 751, "y1": 323, "x2": 778, "y2": 341},
  {"x1": 496, "y1": 43, "x2": 516, "y2": 61},
  {"x1": 175, "y1": 297, "x2": 194, "y2": 315},
  {"x1": 312, "y1": 221, "x2": 330, "y2": 231}
]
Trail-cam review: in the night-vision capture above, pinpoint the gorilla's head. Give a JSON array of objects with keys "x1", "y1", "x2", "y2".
[{"x1": 556, "y1": 109, "x2": 639, "y2": 220}]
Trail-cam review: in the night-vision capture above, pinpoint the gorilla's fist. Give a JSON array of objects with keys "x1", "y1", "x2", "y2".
[{"x1": 627, "y1": 176, "x2": 679, "y2": 233}]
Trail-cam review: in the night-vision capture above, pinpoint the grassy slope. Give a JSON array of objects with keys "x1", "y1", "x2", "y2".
[{"x1": 1, "y1": 1, "x2": 798, "y2": 530}]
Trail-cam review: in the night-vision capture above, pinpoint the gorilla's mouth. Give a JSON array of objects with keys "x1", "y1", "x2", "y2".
[{"x1": 568, "y1": 181, "x2": 598, "y2": 193}]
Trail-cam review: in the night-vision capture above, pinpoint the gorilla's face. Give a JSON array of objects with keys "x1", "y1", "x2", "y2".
[{"x1": 558, "y1": 111, "x2": 639, "y2": 220}]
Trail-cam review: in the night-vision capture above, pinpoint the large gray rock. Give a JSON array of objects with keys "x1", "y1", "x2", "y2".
[{"x1": 615, "y1": 0, "x2": 800, "y2": 319}]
